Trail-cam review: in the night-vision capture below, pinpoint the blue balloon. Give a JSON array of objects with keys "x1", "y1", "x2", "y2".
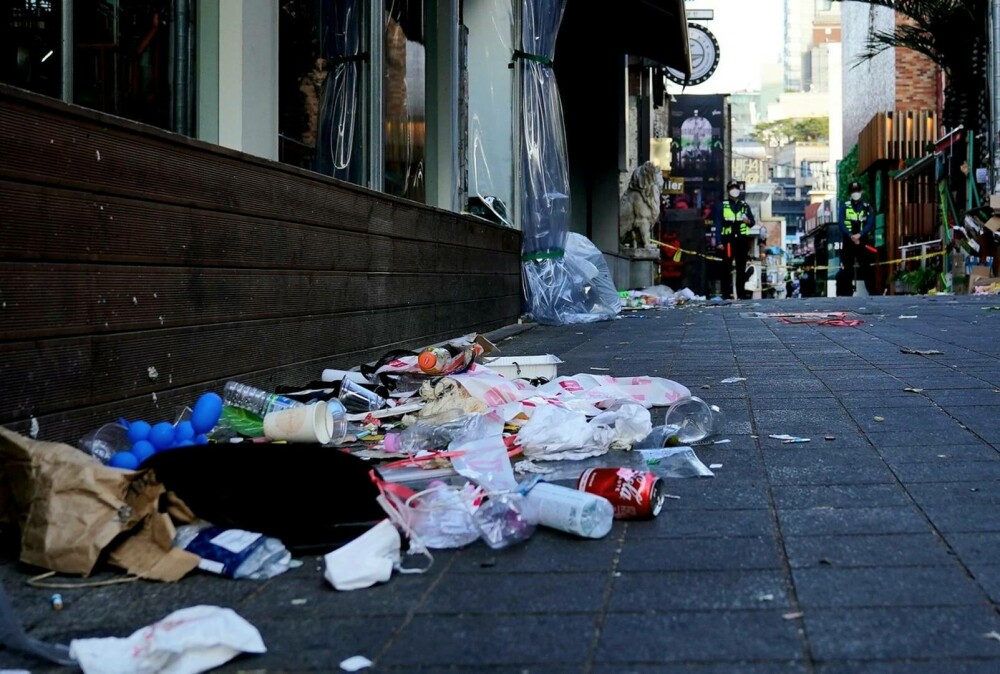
[
  {"x1": 127, "y1": 420, "x2": 151, "y2": 444},
  {"x1": 175, "y1": 440, "x2": 194, "y2": 448},
  {"x1": 149, "y1": 422, "x2": 176, "y2": 450},
  {"x1": 108, "y1": 451, "x2": 140, "y2": 470},
  {"x1": 131, "y1": 440, "x2": 156, "y2": 463},
  {"x1": 174, "y1": 420, "x2": 195, "y2": 442},
  {"x1": 194, "y1": 434, "x2": 209, "y2": 445},
  {"x1": 191, "y1": 393, "x2": 223, "y2": 434}
]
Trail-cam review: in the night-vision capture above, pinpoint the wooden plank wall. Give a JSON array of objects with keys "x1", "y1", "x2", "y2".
[{"x1": 0, "y1": 85, "x2": 522, "y2": 443}]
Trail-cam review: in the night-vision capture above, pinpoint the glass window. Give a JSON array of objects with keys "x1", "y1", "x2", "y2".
[
  {"x1": 2, "y1": 0, "x2": 63, "y2": 99},
  {"x1": 279, "y1": 0, "x2": 367, "y2": 186},
  {"x1": 383, "y1": 0, "x2": 425, "y2": 203}
]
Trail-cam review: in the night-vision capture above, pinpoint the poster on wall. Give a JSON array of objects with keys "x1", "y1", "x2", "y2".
[{"x1": 669, "y1": 94, "x2": 726, "y2": 181}]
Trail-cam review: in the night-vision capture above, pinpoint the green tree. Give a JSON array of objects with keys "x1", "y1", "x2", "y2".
[
  {"x1": 751, "y1": 117, "x2": 830, "y2": 148},
  {"x1": 834, "y1": 1, "x2": 989, "y2": 136}
]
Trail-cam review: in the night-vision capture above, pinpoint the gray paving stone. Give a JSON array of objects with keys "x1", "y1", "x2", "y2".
[
  {"x1": 877, "y1": 443, "x2": 1000, "y2": 463},
  {"x1": 632, "y1": 507, "x2": 777, "y2": 539},
  {"x1": 650, "y1": 481, "x2": 771, "y2": 510},
  {"x1": 804, "y1": 606, "x2": 1000, "y2": 660},
  {"x1": 752, "y1": 396, "x2": 839, "y2": 410},
  {"x1": 778, "y1": 507, "x2": 930, "y2": 537},
  {"x1": 889, "y1": 460, "x2": 1000, "y2": 483},
  {"x1": 816, "y1": 659, "x2": 1000, "y2": 674},
  {"x1": 594, "y1": 611, "x2": 804, "y2": 663},
  {"x1": 762, "y1": 446, "x2": 884, "y2": 466},
  {"x1": 771, "y1": 484, "x2": 912, "y2": 509},
  {"x1": 792, "y1": 565, "x2": 986, "y2": 608},
  {"x1": 609, "y1": 570, "x2": 790, "y2": 611},
  {"x1": 864, "y1": 428, "x2": 984, "y2": 448},
  {"x1": 618, "y1": 536, "x2": 782, "y2": 572},
  {"x1": 452, "y1": 531, "x2": 621, "y2": 574},
  {"x1": 967, "y1": 563, "x2": 1000, "y2": 603},
  {"x1": 943, "y1": 532, "x2": 1000, "y2": 563},
  {"x1": 380, "y1": 614, "x2": 595, "y2": 667},
  {"x1": 766, "y1": 461, "x2": 897, "y2": 486},
  {"x1": 784, "y1": 533, "x2": 955, "y2": 568},
  {"x1": 593, "y1": 664, "x2": 809, "y2": 674},
  {"x1": 906, "y1": 481, "x2": 1000, "y2": 506},
  {"x1": 417, "y1": 572, "x2": 607, "y2": 614},
  {"x1": 922, "y1": 504, "x2": 1000, "y2": 532}
]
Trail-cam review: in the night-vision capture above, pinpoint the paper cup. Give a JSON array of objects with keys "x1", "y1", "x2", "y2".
[{"x1": 263, "y1": 402, "x2": 332, "y2": 444}]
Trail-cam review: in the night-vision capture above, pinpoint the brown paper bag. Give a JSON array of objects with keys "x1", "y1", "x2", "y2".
[{"x1": 0, "y1": 427, "x2": 198, "y2": 581}]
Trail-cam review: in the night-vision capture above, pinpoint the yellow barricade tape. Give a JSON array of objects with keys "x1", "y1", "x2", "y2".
[{"x1": 650, "y1": 239, "x2": 723, "y2": 262}]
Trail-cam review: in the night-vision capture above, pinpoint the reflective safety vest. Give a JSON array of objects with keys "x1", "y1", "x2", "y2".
[
  {"x1": 845, "y1": 202, "x2": 870, "y2": 234},
  {"x1": 721, "y1": 201, "x2": 751, "y2": 237}
]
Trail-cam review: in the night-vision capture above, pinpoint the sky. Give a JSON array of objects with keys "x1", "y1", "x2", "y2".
[{"x1": 667, "y1": 0, "x2": 786, "y2": 95}]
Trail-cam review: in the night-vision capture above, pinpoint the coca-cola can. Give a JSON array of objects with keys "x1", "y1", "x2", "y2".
[{"x1": 577, "y1": 467, "x2": 665, "y2": 519}]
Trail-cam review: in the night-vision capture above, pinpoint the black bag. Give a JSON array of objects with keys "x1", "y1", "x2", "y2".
[{"x1": 146, "y1": 444, "x2": 386, "y2": 553}]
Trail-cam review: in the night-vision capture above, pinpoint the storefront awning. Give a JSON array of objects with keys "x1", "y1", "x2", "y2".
[{"x1": 614, "y1": 0, "x2": 691, "y2": 75}]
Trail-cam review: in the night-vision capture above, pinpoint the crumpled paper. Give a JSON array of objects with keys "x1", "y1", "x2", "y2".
[{"x1": 69, "y1": 605, "x2": 266, "y2": 674}]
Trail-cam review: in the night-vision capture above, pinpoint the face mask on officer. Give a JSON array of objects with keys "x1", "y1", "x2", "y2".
[
  {"x1": 729, "y1": 188, "x2": 740, "y2": 199},
  {"x1": 850, "y1": 191, "x2": 862, "y2": 201}
]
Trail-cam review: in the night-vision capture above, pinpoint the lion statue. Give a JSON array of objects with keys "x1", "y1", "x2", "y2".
[{"x1": 619, "y1": 161, "x2": 664, "y2": 249}]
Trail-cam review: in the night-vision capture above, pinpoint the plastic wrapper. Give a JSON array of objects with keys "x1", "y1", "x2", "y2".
[{"x1": 472, "y1": 492, "x2": 536, "y2": 549}]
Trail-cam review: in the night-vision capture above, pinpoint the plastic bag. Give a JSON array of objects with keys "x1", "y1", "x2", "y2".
[
  {"x1": 403, "y1": 482, "x2": 482, "y2": 549},
  {"x1": 174, "y1": 523, "x2": 291, "y2": 580},
  {"x1": 537, "y1": 374, "x2": 691, "y2": 408},
  {"x1": 472, "y1": 492, "x2": 537, "y2": 549},
  {"x1": 523, "y1": 233, "x2": 622, "y2": 326},
  {"x1": 636, "y1": 447, "x2": 715, "y2": 478}
]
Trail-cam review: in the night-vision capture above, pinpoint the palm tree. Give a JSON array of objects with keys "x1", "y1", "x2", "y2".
[{"x1": 836, "y1": 0, "x2": 989, "y2": 139}]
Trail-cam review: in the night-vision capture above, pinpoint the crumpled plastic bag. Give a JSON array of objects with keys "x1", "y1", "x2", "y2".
[
  {"x1": 523, "y1": 233, "x2": 622, "y2": 325},
  {"x1": 323, "y1": 519, "x2": 401, "y2": 591},
  {"x1": 68, "y1": 605, "x2": 266, "y2": 674},
  {"x1": 517, "y1": 401, "x2": 652, "y2": 461}
]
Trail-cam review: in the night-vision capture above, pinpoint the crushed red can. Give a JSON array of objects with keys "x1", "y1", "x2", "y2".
[{"x1": 577, "y1": 467, "x2": 665, "y2": 519}]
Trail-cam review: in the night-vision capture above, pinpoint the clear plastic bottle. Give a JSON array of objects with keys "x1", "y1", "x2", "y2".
[
  {"x1": 223, "y1": 381, "x2": 302, "y2": 417},
  {"x1": 522, "y1": 482, "x2": 614, "y2": 539},
  {"x1": 383, "y1": 413, "x2": 491, "y2": 454}
]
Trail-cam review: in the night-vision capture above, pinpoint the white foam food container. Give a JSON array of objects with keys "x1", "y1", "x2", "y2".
[{"x1": 482, "y1": 354, "x2": 563, "y2": 380}]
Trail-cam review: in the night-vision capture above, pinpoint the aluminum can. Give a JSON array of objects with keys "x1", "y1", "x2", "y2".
[{"x1": 577, "y1": 467, "x2": 665, "y2": 519}]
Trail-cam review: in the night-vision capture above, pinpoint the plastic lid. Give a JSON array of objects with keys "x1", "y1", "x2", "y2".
[{"x1": 417, "y1": 351, "x2": 439, "y2": 372}]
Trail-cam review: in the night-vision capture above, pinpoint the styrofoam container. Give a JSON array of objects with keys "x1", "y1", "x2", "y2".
[{"x1": 482, "y1": 355, "x2": 563, "y2": 380}]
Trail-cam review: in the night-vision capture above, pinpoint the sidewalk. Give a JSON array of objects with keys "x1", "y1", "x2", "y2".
[{"x1": 3, "y1": 295, "x2": 1000, "y2": 673}]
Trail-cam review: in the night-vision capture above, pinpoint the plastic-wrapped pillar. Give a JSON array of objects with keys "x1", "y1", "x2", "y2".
[{"x1": 515, "y1": 0, "x2": 621, "y2": 325}]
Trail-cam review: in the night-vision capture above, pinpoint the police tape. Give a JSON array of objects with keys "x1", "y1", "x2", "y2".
[{"x1": 650, "y1": 239, "x2": 723, "y2": 262}]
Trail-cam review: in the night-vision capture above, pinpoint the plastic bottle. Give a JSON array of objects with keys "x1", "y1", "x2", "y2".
[
  {"x1": 383, "y1": 413, "x2": 490, "y2": 454},
  {"x1": 417, "y1": 346, "x2": 452, "y2": 375},
  {"x1": 223, "y1": 381, "x2": 302, "y2": 417},
  {"x1": 522, "y1": 482, "x2": 614, "y2": 539}
]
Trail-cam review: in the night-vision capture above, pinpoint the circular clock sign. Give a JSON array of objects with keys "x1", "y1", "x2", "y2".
[{"x1": 665, "y1": 23, "x2": 720, "y2": 86}]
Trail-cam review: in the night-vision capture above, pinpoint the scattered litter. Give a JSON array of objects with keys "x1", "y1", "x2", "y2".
[
  {"x1": 340, "y1": 655, "x2": 373, "y2": 671},
  {"x1": 983, "y1": 631, "x2": 1000, "y2": 643},
  {"x1": 824, "y1": 435, "x2": 835, "y2": 441},
  {"x1": 874, "y1": 416, "x2": 885, "y2": 422},
  {"x1": 709, "y1": 463, "x2": 723, "y2": 469},
  {"x1": 756, "y1": 593, "x2": 775, "y2": 602},
  {"x1": 50, "y1": 593, "x2": 63, "y2": 611},
  {"x1": 783, "y1": 611, "x2": 805, "y2": 620},
  {"x1": 693, "y1": 438, "x2": 731, "y2": 446},
  {"x1": 720, "y1": 377, "x2": 746, "y2": 384},
  {"x1": 28, "y1": 417, "x2": 39, "y2": 439},
  {"x1": 69, "y1": 605, "x2": 266, "y2": 674},
  {"x1": 903, "y1": 388, "x2": 924, "y2": 393},
  {"x1": 590, "y1": 367, "x2": 611, "y2": 371},
  {"x1": 147, "y1": 366, "x2": 159, "y2": 380},
  {"x1": 769, "y1": 434, "x2": 810, "y2": 444},
  {"x1": 700, "y1": 384, "x2": 711, "y2": 389},
  {"x1": 898, "y1": 315, "x2": 918, "y2": 319},
  {"x1": 819, "y1": 558, "x2": 833, "y2": 566},
  {"x1": 479, "y1": 558, "x2": 497, "y2": 568},
  {"x1": 291, "y1": 598, "x2": 308, "y2": 605},
  {"x1": 664, "y1": 494, "x2": 681, "y2": 500},
  {"x1": 900, "y1": 348, "x2": 944, "y2": 355}
]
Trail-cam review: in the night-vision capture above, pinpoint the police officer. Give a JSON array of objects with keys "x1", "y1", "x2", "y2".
[
  {"x1": 838, "y1": 180, "x2": 875, "y2": 295},
  {"x1": 714, "y1": 179, "x2": 756, "y2": 299}
]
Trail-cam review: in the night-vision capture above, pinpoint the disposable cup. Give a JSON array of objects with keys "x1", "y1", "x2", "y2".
[
  {"x1": 263, "y1": 401, "x2": 332, "y2": 444},
  {"x1": 338, "y1": 378, "x2": 387, "y2": 413}
]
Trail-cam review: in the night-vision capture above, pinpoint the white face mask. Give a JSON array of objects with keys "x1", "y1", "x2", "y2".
[
  {"x1": 851, "y1": 192, "x2": 862, "y2": 201},
  {"x1": 729, "y1": 189, "x2": 740, "y2": 199}
]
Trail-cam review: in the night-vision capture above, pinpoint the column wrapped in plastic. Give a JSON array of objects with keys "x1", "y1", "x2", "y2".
[
  {"x1": 517, "y1": 0, "x2": 620, "y2": 325},
  {"x1": 315, "y1": 0, "x2": 365, "y2": 184}
]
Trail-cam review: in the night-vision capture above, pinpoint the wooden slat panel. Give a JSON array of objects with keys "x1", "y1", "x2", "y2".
[
  {"x1": 0, "y1": 295, "x2": 522, "y2": 423},
  {"x1": 859, "y1": 110, "x2": 937, "y2": 173},
  {"x1": 0, "y1": 183, "x2": 520, "y2": 274},
  {"x1": 0, "y1": 263, "x2": 520, "y2": 339},
  {"x1": 0, "y1": 91, "x2": 519, "y2": 254}
]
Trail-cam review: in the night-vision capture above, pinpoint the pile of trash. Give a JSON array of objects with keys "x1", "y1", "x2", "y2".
[
  {"x1": 619, "y1": 285, "x2": 705, "y2": 310},
  {"x1": 0, "y1": 332, "x2": 728, "y2": 672}
]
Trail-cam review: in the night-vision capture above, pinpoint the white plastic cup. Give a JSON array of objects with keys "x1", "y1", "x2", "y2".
[
  {"x1": 263, "y1": 401, "x2": 332, "y2": 443},
  {"x1": 321, "y1": 369, "x2": 370, "y2": 385}
]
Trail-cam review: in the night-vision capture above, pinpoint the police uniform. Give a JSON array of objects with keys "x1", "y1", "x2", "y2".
[
  {"x1": 714, "y1": 193, "x2": 755, "y2": 299},
  {"x1": 838, "y1": 196, "x2": 875, "y2": 295}
]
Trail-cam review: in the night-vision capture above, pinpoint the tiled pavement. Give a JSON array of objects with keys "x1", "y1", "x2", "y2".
[{"x1": 2, "y1": 295, "x2": 1000, "y2": 672}]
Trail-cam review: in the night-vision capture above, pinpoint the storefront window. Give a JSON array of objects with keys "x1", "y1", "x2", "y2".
[
  {"x1": 280, "y1": 0, "x2": 367, "y2": 186},
  {"x1": 383, "y1": 0, "x2": 425, "y2": 203},
  {"x1": 1, "y1": 0, "x2": 193, "y2": 133},
  {"x1": 2, "y1": 0, "x2": 63, "y2": 100}
]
